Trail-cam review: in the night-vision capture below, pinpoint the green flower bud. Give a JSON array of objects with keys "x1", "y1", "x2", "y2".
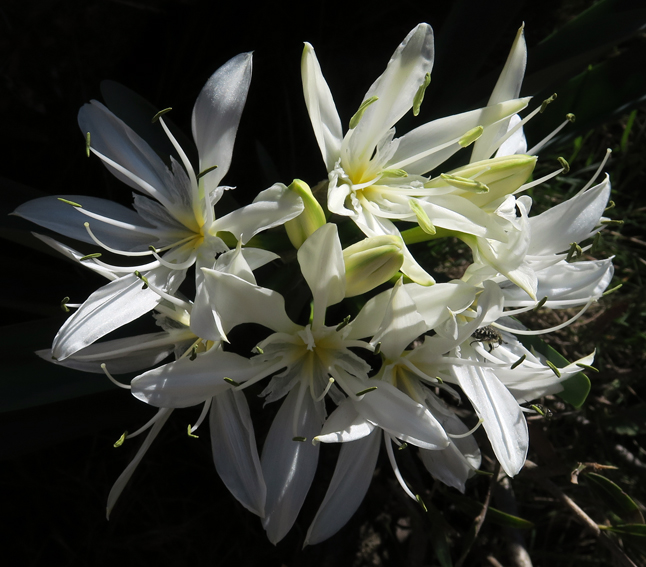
[
  {"x1": 425, "y1": 154, "x2": 536, "y2": 207},
  {"x1": 343, "y1": 235, "x2": 404, "y2": 297},
  {"x1": 284, "y1": 179, "x2": 326, "y2": 249}
]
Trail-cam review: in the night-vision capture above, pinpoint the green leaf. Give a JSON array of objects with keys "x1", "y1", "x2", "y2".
[
  {"x1": 425, "y1": 501, "x2": 454, "y2": 567},
  {"x1": 518, "y1": 334, "x2": 591, "y2": 408},
  {"x1": 602, "y1": 524, "x2": 646, "y2": 537},
  {"x1": 449, "y1": 494, "x2": 534, "y2": 529},
  {"x1": 586, "y1": 473, "x2": 645, "y2": 524}
]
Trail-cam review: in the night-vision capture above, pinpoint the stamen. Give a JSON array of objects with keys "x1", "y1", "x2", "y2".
[
  {"x1": 79, "y1": 252, "x2": 102, "y2": 261},
  {"x1": 58, "y1": 198, "x2": 82, "y2": 207},
  {"x1": 224, "y1": 377, "x2": 241, "y2": 387},
  {"x1": 409, "y1": 200, "x2": 436, "y2": 235},
  {"x1": 126, "y1": 407, "x2": 168, "y2": 440},
  {"x1": 355, "y1": 386, "x2": 378, "y2": 397},
  {"x1": 576, "y1": 149, "x2": 612, "y2": 195},
  {"x1": 534, "y1": 296, "x2": 548, "y2": 311},
  {"x1": 101, "y1": 363, "x2": 131, "y2": 389},
  {"x1": 566, "y1": 242, "x2": 583, "y2": 263},
  {"x1": 60, "y1": 296, "x2": 70, "y2": 313},
  {"x1": 545, "y1": 360, "x2": 561, "y2": 377},
  {"x1": 147, "y1": 245, "x2": 197, "y2": 271},
  {"x1": 349, "y1": 96, "x2": 379, "y2": 129},
  {"x1": 558, "y1": 157, "x2": 570, "y2": 174},
  {"x1": 515, "y1": 166, "x2": 565, "y2": 194},
  {"x1": 293, "y1": 437, "x2": 307, "y2": 442},
  {"x1": 113, "y1": 431, "x2": 127, "y2": 448},
  {"x1": 528, "y1": 115, "x2": 575, "y2": 156},
  {"x1": 374, "y1": 342, "x2": 382, "y2": 356},
  {"x1": 188, "y1": 398, "x2": 212, "y2": 435},
  {"x1": 492, "y1": 298, "x2": 595, "y2": 335},
  {"x1": 458, "y1": 126, "x2": 484, "y2": 148},
  {"x1": 178, "y1": 338, "x2": 203, "y2": 361},
  {"x1": 416, "y1": 494, "x2": 428, "y2": 512},
  {"x1": 336, "y1": 315, "x2": 351, "y2": 332},
  {"x1": 197, "y1": 165, "x2": 218, "y2": 180},
  {"x1": 605, "y1": 200, "x2": 615, "y2": 211},
  {"x1": 600, "y1": 219, "x2": 624, "y2": 226},
  {"x1": 510, "y1": 354, "x2": 526, "y2": 369},
  {"x1": 85, "y1": 132, "x2": 91, "y2": 158},
  {"x1": 540, "y1": 93, "x2": 557, "y2": 113},
  {"x1": 187, "y1": 425, "x2": 199, "y2": 438},
  {"x1": 314, "y1": 378, "x2": 335, "y2": 402},
  {"x1": 577, "y1": 363, "x2": 599, "y2": 372},
  {"x1": 151, "y1": 108, "x2": 173, "y2": 123},
  {"x1": 133, "y1": 271, "x2": 193, "y2": 312},
  {"x1": 385, "y1": 434, "x2": 417, "y2": 501},
  {"x1": 602, "y1": 284, "x2": 622, "y2": 296},
  {"x1": 447, "y1": 419, "x2": 483, "y2": 439},
  {"x1": 413, "y1": 72, "x2": 431, "y2": 116}
]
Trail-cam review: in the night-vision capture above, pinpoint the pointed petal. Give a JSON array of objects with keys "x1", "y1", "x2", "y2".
[
  {"x1": 106, "y1": 408, "x2": 173, "y2": 518},
  {"x1": 315, "y1": 400, "x2": 376, "y2": 443},
  {"x1": 52, "y1": 267, "x2": 184, "y2": 361},
  {"x1": 262, "y1": 385, "x2": 321, "y2": 544},
  {"x1": 191, "y1": 53, "x2": 252, "y2": 193},
  {"x1": 350, "y1": 24, "x2": 434, "y2": 163},
  {"x1": 297, "y1": 224, "x2": 345, "y2": 327},
  {"x1": 301, "y1": 43, "x2": 344, "y2": 171},
  {"x1": 451, "y1": 362, "x2": 528, "y2": 477},
  {"x1": 131, "y1": 348, "x2": 252, "y2": 407},
  {"x1": 305, "y1": 430, "x2": 381, "y2": 545},
  {"x1": 212, "y1": 183, "x2": 304, "y2": 244},
  {"x1": 210, "y1": 389, "x2": 266, "y2": 517}
]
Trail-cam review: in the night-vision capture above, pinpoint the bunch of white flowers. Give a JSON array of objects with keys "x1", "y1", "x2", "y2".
[{"x1": 15, "y1": 23, "x2": 615, "y2": 545}]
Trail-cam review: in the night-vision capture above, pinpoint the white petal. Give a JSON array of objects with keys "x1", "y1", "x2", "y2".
[
  {"x1": 297, "y1": 224, "x2": 345, "y2": 328},
  {"x1": 52, "y1": 267, "x2": 184, "y2": 361},
  {"x1": 14, "y1": 195, "x2": 159, "y2": 251},
  {"x1": 262, "y1": 385, "x2": 322, "y2": 544},
  {"x1": 210, "y1": 389, "x2": 266, "y2": 517},
  {"x1": 305, "y1": 430, "x2": 381, "y2": 545},
  {"x1": 212, "y1": 183, "x2": 304, "y2": 244},
  {"x1": 495, "y1": 114, "x2": 527, "y2": 157},
  {"x1": 131, "y1": 348, "x2": 252, "y2": 407},
  {"x1": 191, "y1": 53, "x2": 252, "y2": 194},
  {"x1": 315, "y1": 400, "x2": 376, "y2": 443},
  {"x1": 301, "y1": 43, "x2": 344, "y2": 171},
  {"x1": 350, "y1": 24, "x2": 434, "y2": 164},
  {"x1": 451, "y1": 362, "x2": 528, "y2": 477},
  {"x1": 529, "y1": 176, "x2": 611, "y2": 255}
]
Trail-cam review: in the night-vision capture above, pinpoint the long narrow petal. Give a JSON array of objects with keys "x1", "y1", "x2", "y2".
[
  {"x1": 262, "y1": 384, "x2": 322, "y2": 544},
  {"x1": 301, "y1": 43, "x2": 344, "y2": 171},
  {"x1": 191, "y1": 52, "x2": 252, "y2": 193},
  {"x1": 305, "y1": 430, "x2": 381, "y2": 545},
  {"x1": 350, "y1": 24, "x2": 434, "y2": 164},
  {"x1": 297, "y1": 224, "x2": 345, "y2": 328},
  {"x1": 315, "y1": 400, "x2": 376, "y2": 443},
  {"x1": 210, "y1": 389, "x2": 266, "y2": 517},
  {"x1": 52, "y1": 267, "x2": 184, "y2": 361},
  {"x1": 212, "y1": 183, "x2": 303, "y2": 244},
  {"x1": 451, "y1": 361, "x2": 528, "y2": 477},
  {"x1": 131, "y1": 348, "x2": 253, "y2": 407}
]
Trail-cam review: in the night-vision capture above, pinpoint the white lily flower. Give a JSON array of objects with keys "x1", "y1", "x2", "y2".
[
  {"x1": 302, "y1": 23, "x2": 531, "y2": 285},
  {"x1": 14, "y1": 53, "x2": 303, "y2": 361}
]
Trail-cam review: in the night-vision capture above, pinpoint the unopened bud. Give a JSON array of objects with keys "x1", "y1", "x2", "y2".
[
  {"x1": 343, "y1": 235, "x2": 404, "y2": 297},
  {"x1": 284, "y1": 179, "x2": 326, "y2": 249}
]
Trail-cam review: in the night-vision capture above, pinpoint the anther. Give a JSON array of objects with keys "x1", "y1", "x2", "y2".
[
  {"x1": 101, "y1": 363, "x2": 131, "y2": 389},
  {"x1": 416, "y1": 494, "x2": 428, "y2": 512},
  {"x1": 600, "y1": 219, "x2": 624, "y2": 226},
  {"x1": 187, "y1": 425, "x2": 199, "y2": 438},
  {"x1": 558, "y1": 157, "x2": 570, "y2": 174},
  {"x1": 459, "y1": 125, "x2": 484, "y2": 148},
  {"x1": 253, "y1": 346, "x2": 264, "y2": 354},
  {"x1": 511, "y1": 354, "x2": 526, "y2": 369},
  {"x1": 293, "y1": 436, "x2": 307, "y2": 442},
  {"x1": 374, "y1": 342, "x2": 382, "y2": 356},
  {"x1": 398, "y1": 443, "x2": 408, "y2": 451},
  {"x1": 413, "y1": 72, "x2": 431, "y2": 117},
  {"x1": 540, "y1": 93, "x2": 557, "y2": 113},
  {"x1": 534, "y1": 296, "x2": 548, "y2": 311},
  {"x1": 85, "y1": 132, "x2": 91, "y2": 157},
  {"x1": 58, "y1": 198, "x2": 82, "y2": 208},
  {"x1": 223, "y1": 377, "x2": 241, "y2": 387},
  {"x1": 79, "y1": 253, "x2": 102, "y2": 261},
  {"x1": 113, "y1": 431, "x2": 128, "y2": 448},
  {"x1": 189, "y1": 344, "x2": 198, "y2": 361},
  {"x1": 60, "y1": 296, "x2": 70, "y2": 313},
  {"x1": 349, "y1": 96, "x2": 379, "y2": 129},
  {"x1": 566, "y1": 113, "x2": 576, "y2": 123},
  {"x1": 566, "y1": 242, "x2": 583, "y2": 263},
  {"x1": 151, "y1": 107, "x2": 172, "y2": 123},
  {"x1": 197, "y1": 165, "x2": 218, "y2": 180},
  {"x1": 576, "y1": 363, "x2": 599, "y2": 372},
  {"x1": 545, "y1": 360, "x2": 561, "y2": 377},
  {"x1": 355, "y1": 386, "x2": 378, "y2": 396},
  {"x1": 381, "y1": 168, "x2": 408, "y2": 178},
  {"x1": 134, "y1": 270, "x2": 149, "y2": 289},
  {"x1": 336, "y1": 315, "x2": 351, "y2": 332},
  {"x1": 605, "y1": 200, "x2": 615, "y2": 211}
]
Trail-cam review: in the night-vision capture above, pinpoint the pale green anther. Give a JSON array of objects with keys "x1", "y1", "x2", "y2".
[
  {"x1": 61, "y1": 296, "x2": 70, "y2": 313},
  {"x1": 336, "y1": 315, "x2": 351, "y2": 331},
  {"x1": 223, "y1": 377, "x2": 241, "y2": 387},
  {"x1": 566, "y1": 113, "x2": 576, "y2": 123},
  {"x1": 511, "y1": 354, "x2": 526, "y2": 369},
  {"x1": 605, "y1": 200, "x2": 616, "y2": 211},
  {"x1": 602, "y1": 284, "x2": 622, "y2": 296},
  {"x1": 533, "y1": 296, "x2": 548, "y2": 311},
  {"x1": 355, "y1": 386, "x2": 378, "y2": 396},
  {"x1": 85, "y1": 132, "x2": 91, "y2": 157},
  {"x1": 409, "y1": 200, "x2": 436, "y2": 235},
  {"x1": 412, "y1": 72, "x2": 431, "y2": 117},
  {"x1": 187, "y1": 425, "x2": 199, "y2": 438},
  {"x1": 458, "y1": 125, "x2": 484, "y2": 148},
  {"x1": 601, "y1": 219, "x2": 624, "y2": 226},
  {"x1": 373, "y1": 342, "x2": 381, "y2": 356},
  {"x1": 114, "y1": 431, "x2": 127, "y2": 448},
  {"x1": 576, "y1": 363, "x2": 599, "y2": 372},
  {"x1": 189, "y1": 345, "x2": 198, "y2": 361},
  {"x1": 343, "y1": 235, "x2": 405, "y2": 297},
  {"x1": 540, "y1": 93, "x2": 557, "y2": 113},
  {"x1": 349, "y1": 96, "x2": 379, "y2": 129},
  {"x1": 398, "y1": 442, "x2": 408, "y2": 451},
  {"x1": 284, "y1": 179, "x2": 326, "y2": 249},
  {"x1": 530, "y1": 404, "x2": 547, "y2": 417},
  {"x1": 545, "y1": 360, "x2": 561, "y2": 378},
  {"x1": 558, "y1": 157, "x2": 570, "y2": 174},
  {"x1": 435, "y1": 376, "x2": 443, "y2": 384},
  {"x1": 566, "y1": 242, "x2": 582, "y2": 263},
  {"x1": 253, "y1": 346, "x2": 264, "y2": 355},
  {"x1": 79, "y1": 253, "x2": 102, "y2": 261},
  {"x1": 381, "y1": 168, "x2": 408, "y2": 178},
  {"x1": 152, "y1": 107, "x2": 172, "y2": 123},
  {"x1": 134, "y1": 270, "x2": 149, "y2": 289},
  {"x1": 440, "y1": 173, "x2": 489, "y2": 194},
  {"x1": 293, "y1": 436, "x2": 307, "y2": 442},
  {"x1": 197, "y1": 165, "x2": 218, "y2": 180},
  {"x1": 415, "y1": 494, "x2": 428, "y2": 513},
  {"x1": 58, "y1": 198, "x2": 82, "y2": 208}
]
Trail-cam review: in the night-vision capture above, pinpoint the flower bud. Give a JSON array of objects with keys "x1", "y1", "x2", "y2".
[
  {"x1": 284, "y1": 179, "x2": 326, "y2": 249},
  {"x1": 425, "y1": 154, "x2": 536, "y2": 207},
  {"x1": 343, "y1": 235, "x2": 404, "y2": 297}
]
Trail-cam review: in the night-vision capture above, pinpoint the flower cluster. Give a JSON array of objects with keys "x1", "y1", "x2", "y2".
[{"x1": 16, "y1": 23, "x2": 615, "y2": 545}]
